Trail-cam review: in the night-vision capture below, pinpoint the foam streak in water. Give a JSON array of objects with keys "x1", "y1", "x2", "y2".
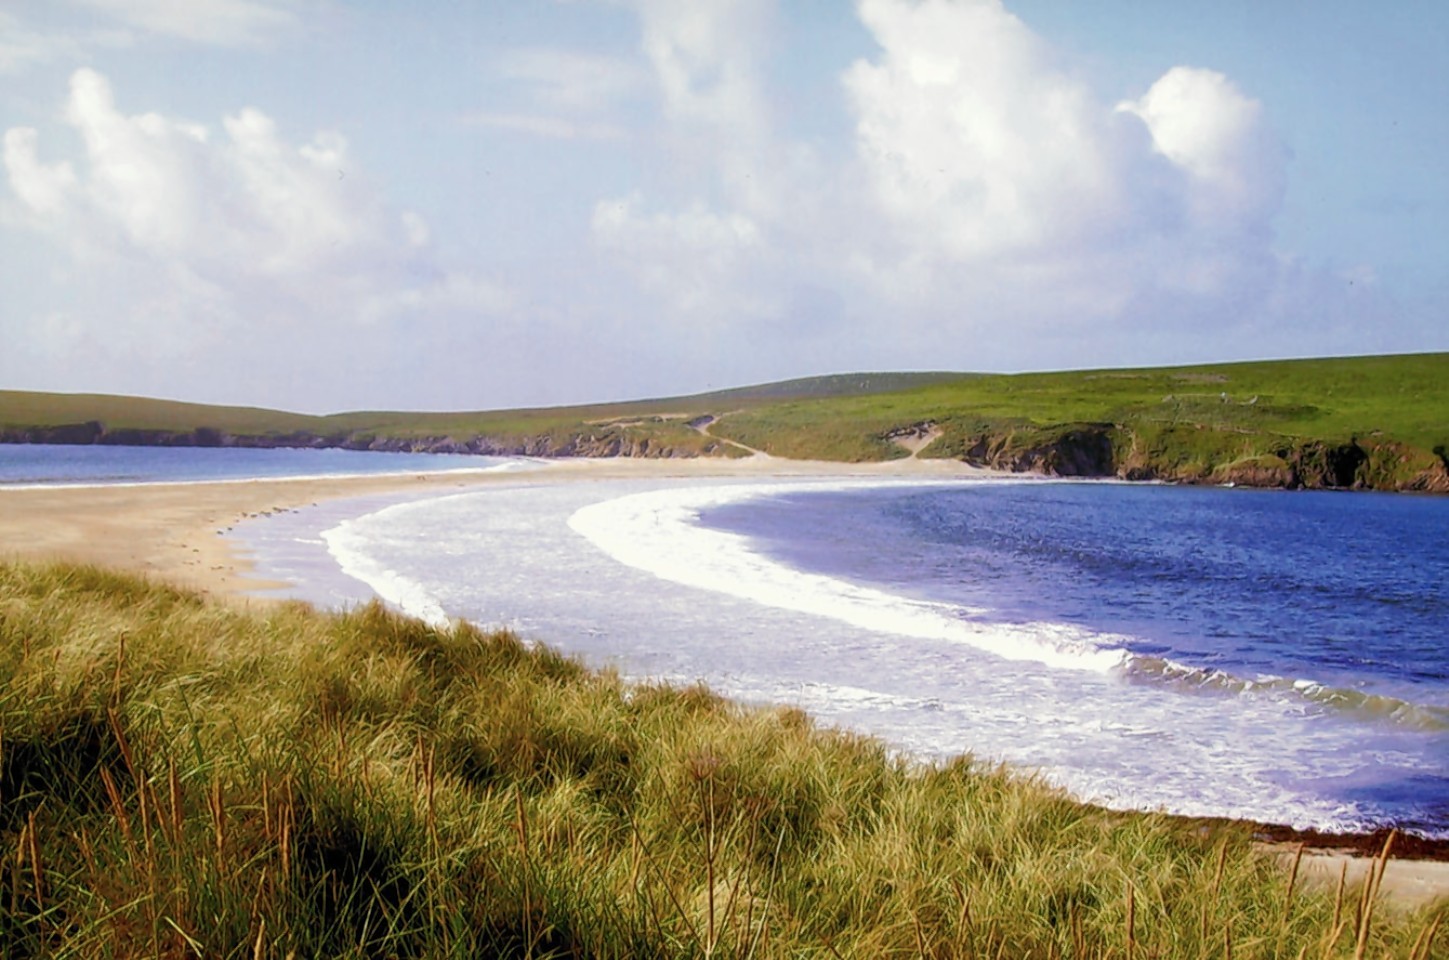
[
  {"x1": 322, "y1": 507, "x2": 451, "y2": 628},
  {"x1": 568, "y1": 483, "x2": 1132, "y2": 673}
]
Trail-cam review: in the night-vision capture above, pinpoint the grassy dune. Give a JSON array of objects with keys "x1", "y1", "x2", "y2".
[{"x1": 0, "y1": 561, "x2": 1442, "y2": 957}]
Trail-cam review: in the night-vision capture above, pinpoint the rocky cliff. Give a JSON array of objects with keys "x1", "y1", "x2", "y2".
[
  {"x1": 923, "y1": 422, "x2": 1449, "y2": 494},
  {"x1": 4, "y1": 418, "x2": 1444, "y2": 494},
  {"x1": 0, "y1": 422, "x2": 731, "y2": 460}
]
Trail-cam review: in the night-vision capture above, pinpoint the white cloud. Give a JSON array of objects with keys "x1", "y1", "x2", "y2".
[
  {"x1": 590, "y1": 0, "x2": 1324, "y2": 374},
  {"x1": 2, "y1": 68, "x2": 515, "y2": 410},
  {"x1": 592, "y1": 192, "x2": 771, "y2": 323},
  {"x1": 70, "y1": 0, "x2": 300, "y2": 46},
  {"x1": 843, "y1": 0, "x2": 1140, "y2": 259},
  {"x1": 587, "y1": 0, "x2": 805, "y2": 324},
  {"x1": 1117, "y1": 66, "x2": 1286, "y2": 234},
  {"x1": 2, "y1": 127, "x2": 78, "y2": 216},
  {"x1": 9, "y1": 69, "x2": 391, "y2": 275},
  {"x1": 835, "y1": 0, "x2": 1303, "y2": 346},
  {"x1": 629, "y1": 0, "x2": 772, "y2": 134}
]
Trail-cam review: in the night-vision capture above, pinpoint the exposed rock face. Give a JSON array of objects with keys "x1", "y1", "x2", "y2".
[
  {"x1": 943, "y1": 425, "x2": 1444, "y2": 494},
  {"x1": 1210, "y1": 461, "x2": 1296, "y2": 489},
  {"x1": 0, "y1": 423, "x2": 722, "y2": 460},
  {"x1": 0, "y1": 421, "x2": 106, "y2": 445},
  {"x1": 1285, "y1": 441, "x2": 1368, "y2": 489},
  {"x1": 955, "y1": 426, "x2": 1116, "y2": 478}
]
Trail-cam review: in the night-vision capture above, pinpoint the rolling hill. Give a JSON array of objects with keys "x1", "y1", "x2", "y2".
[{"x1": 2, "y1": 354, "x2": 1445, "y2": 492}]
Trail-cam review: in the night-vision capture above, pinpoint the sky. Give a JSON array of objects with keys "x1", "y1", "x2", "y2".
[{"x1": 1, "y1": 1, "x2": 1445, "y2": 414}]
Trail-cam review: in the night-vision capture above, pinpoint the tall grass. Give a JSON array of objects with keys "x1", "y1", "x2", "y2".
[{"x1": 0, "y1": 561, "x2": 1442, "y2": 957}]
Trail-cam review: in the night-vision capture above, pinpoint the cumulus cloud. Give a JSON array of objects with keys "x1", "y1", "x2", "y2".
[
  {"x1": 1117, "y1": 66, "x2": 1286, "y2": 235},
  {"x1": 8, "y1": 69, "x2": 400, "y2": 277},
  {"x1": 631, "y1": 0, "x2": 771, "y2": 132},
  {"x1": 2, "y1": 68, "x2": 514, "y2": 409},
  {"x1": 595, "y1": 0, "x2": 1307, "y2": 364},
  {"x1": 844, "y1": 0, "x2": 1140, "y2": 259},
  {"x1": 842, "y1": 0, "x2": 1289, "y2": 280},
  {"x1": 589, "y1": 0, "x2": 819, "y2": 330}
]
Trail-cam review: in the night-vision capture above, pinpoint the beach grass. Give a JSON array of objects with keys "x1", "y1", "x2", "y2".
[{"x1": 0, "y1": 560, "x2": 1442, "y2": 957}]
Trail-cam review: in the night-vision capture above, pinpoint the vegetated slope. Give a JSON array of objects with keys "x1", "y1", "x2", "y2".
[
  {"x1": 2, "y1": 354, "x2": 1445, "y2": 491},
  {"x1": 1, "y1": 560, "x2": 1440, "y2": 957},
  {"x1": 709, "y1": 353, "x2": 1449, "y2": 492},
  {"x1": 0, "y1": 372, "x2": 971, "y2": 461}
]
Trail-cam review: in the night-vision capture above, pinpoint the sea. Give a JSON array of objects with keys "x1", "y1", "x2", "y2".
[
  {"x1": 0, "y1": 443, "x2": 516, "y2": 487},
  {"x1": 5, "y1": 444, "x2": 1445, "y2": 837}
]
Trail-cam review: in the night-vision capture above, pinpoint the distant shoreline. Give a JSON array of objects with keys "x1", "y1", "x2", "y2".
[
  {"x1": 5, "y1": 351, "x2": 1447, "y2": 495},
  {"x1": 4, "y1": 436, "x2": 1446, "y2": 499}
]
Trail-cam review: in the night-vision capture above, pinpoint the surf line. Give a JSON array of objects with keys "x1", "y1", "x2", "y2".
[{"x1": 567, "y1": 481, "x2": 1133, "y2": 674}]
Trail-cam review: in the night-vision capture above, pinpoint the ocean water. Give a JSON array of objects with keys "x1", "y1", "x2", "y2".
[
  {"x1": 239, "y1": 475, "x2": 1449, "y2": 838},
  {"x1": 0, "y1": 443, "x2": 514, "y2": 487}
]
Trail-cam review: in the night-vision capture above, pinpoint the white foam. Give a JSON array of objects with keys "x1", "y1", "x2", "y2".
[
  {"x1": 256, "y1": 476, "x2": 1445, "y2": 838},
  {"x1": 568, "y1": 482, "x2": 1132, "y2": 673},
  {"x1": 321, "y1": 508, "x2": 451, "y2": 628}
]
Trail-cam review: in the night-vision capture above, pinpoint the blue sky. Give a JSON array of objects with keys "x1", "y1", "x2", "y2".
[{"x1": 2, "y1": 1, "x2": 1445, "y2": 413}]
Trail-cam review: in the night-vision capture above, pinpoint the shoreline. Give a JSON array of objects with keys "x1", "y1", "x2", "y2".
[
  {"x1": 0, "y1": 453, "x2": 997, "y2": 601},
  {"x1": 3, "y1": 453, "x2": 1446, "y2": 908}
]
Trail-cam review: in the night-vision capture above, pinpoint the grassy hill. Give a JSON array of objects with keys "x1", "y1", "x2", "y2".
[
  {"x1": 2, "y1": 354, "x2": 1445, "y2": 491},
  {"x1": 708, "y1": 354, "x2": 1449, "y2": 489}
]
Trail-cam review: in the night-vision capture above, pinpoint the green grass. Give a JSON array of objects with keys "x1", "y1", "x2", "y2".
[
  {"x1": 708, "y1": 354, "x2": 1449, "y2": 485},
  {"x1": 714, "y1": 354, "x2": 1446, "y2": 453},
  {"x1": 0, "y1": 560, "x2": 1442, "y2": 957},
  {"x1": 2, "y1": 353, "x2": 1446, "y2": 488},
  {"x1": 0, "y1": 373, "x2": 960, "y2": 441}
]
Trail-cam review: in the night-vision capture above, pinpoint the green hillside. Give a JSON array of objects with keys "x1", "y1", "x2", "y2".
[
  {"x1": 708, "y1": 354, "x2": 1449, "y2": 489},
  {"x1": 2, "y1": 353, "x2": 1445, "y2": 491}
]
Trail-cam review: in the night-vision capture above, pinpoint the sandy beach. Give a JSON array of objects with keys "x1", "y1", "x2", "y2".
[
  {"x1": 2, "y1": 452, "x2": 1445, "y2": 909},
  {"x1": 0, "y1": 454, "x2": 988, "y2": 601}
]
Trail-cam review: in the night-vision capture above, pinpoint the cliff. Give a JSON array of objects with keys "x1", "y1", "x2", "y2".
[
  {"x1": 0, "y1": 421, "x2": 736, "y2": 461},
  {"x1": 921, "y1": 421, "x2": 1449, "y2": 494}
]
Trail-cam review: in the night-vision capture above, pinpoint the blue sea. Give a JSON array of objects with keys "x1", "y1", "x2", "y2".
[
  {"x1": 7, "y1": 444, "x2": 1444, "y2": 837},
  {"x1": 234, "y1": 473, "x2": 1449, "y2": 838},
  {"x1": 0, "y1": 443, "x2": 511, "y2": 486}
]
